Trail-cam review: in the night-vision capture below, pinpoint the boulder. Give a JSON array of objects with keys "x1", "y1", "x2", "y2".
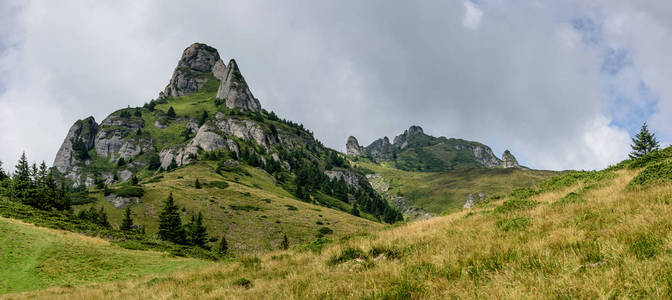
[{"x1": 501, "y1": 150, "x2": 521, "y2": 168}]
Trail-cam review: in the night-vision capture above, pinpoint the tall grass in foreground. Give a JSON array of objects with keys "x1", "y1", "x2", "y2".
[{"x1": 10, "y1": 169, "x2": 672, "y2": 299}]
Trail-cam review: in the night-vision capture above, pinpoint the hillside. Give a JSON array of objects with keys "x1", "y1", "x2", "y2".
[
  {"x1": 45, "y1": 42, "x2": 400, "y2": 252},
  {"x1": 0, "y1": 216, "x2": 209, "y2": 295},
  {"x1": 347, "y1": 125, "x2": 521, "y2": 172},
  {"x1": 76, "y1": 161, "x2": 382, "y2": 253},
  {"x1": 11, "y1": 147, "x2": 672, "y2": 299},
  {"x1": 357, "y1": 161, "x2": 558, "y2": 218}
]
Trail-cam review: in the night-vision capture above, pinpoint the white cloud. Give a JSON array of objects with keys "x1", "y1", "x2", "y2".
[{"x1": 462, "y1": 1, "x2": 483, "y2": 30}]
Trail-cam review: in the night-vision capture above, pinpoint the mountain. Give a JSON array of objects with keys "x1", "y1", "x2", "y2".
[
  {"x1": 49, "y1": 42, "x2": 400, "y2": 253},
  {"x1": 18, "y1": 147, "x2": 672, "y2": 299},
  {"x1": 347, "y1": 125, "x2": 522, "y2": 172}
]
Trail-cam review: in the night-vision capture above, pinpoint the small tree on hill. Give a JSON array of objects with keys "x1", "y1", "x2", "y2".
[
  {"x1": 167, "y1": 158, "x2": 178, "y2": 171},
  {"x1": 98, "y1": 206, "x2": 111, "y2": 228},
  {"x1": 351, "y1": 203, "x2": 360, "y2": 217},
  {"x1": 195, "y1": 178, "x2": 201, "y2": 189},
  {"x1": 167, "y1": 106, "x2": 176, "y2": 119},
  {"x1": 281, "y1": 233, "x2": 289, "y2": 250},
  {"x1": 630, "y1": 122, "x2": 660, "y2": 159},
  {"x1": 148, "y1": 153, "x2": 161, "y2": 171},
  {"x1": 12, "y1": 152, "x2": 34, "y2": 203},
  {"x1": 131, "y1": 175, "x2": 139, "y2": 185},
  {"x1": 158, "y1": 192, "x2": 185, "y2": 244},
  {"x1": 0, "y1": 160, "x2": 6, "y2": 181},
  {"x1": 120, "y1": 206, "x2": 134, "y2": 231},
  {"x1": 187, "y1": 212, "x2": 208, "y2": 248},
  {"x1": 219, "y1": 236, "x2": 228, "y2": 255}
]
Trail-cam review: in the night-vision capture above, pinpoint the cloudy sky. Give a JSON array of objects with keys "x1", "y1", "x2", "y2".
[{"x1": 0, "y1": 0, "x2": 671, "y2": 171}]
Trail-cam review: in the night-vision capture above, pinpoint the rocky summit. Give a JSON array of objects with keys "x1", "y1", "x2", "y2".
[{"x1": 348, "y1": 125, "x2": 523, "y2": 172}]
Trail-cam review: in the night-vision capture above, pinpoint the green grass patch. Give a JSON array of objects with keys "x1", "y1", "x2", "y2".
[
  {"x1": 629, "y1": 161, "x2": 672, "y2": 187},
  {"x1": 327, "y1": 247, "x2": 368, "y2": 265},
  {"x1": 495, "y1": 216, "x2": 532, "y2": 232},
  {"x1": 630, "y1": 232, "x2": 664, "y2": 260}
]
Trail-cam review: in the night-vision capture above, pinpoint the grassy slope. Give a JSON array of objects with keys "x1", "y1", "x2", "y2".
[
  {"x1": 0, "y1": 217, "x2": 209, "y2": 295},
  {"x1": 15, "y1": 166, "x2": 672, "y2": 299},
  {"x1": 358, "y1": 161, "x2": 557, "y2": 215},
  {"x1": 78, "y1": 162, "x2": 381, "y2": 254}
]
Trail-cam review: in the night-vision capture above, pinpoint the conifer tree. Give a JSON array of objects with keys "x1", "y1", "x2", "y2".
[
  {"x1": 195, "y1": 178, "x2": 202, "y2": 189},
  {"x1": 98, "y1": 206, "x2": 111, "y2": 228},
  {"x1": 188, "y1": 212, "x2": 208, "y2": 248},
  {"x1": 630, "y1": 122, "x2": 660, "y2": 158},
  {"x1": 218, "y1": 236, "x2": 228, "y2": 255},
  {"x1": 167, "y1": 158, "x2": 178, "y2": 171},
  {"x1": 0, "y1": 160, "x2": 6, "y2": 181},
  {"x1": 158, "y1": 192, "x2": 185, "y2": 244},
  {"x1": 351, "y1": 203, "x2": 360, "y2": 217},
  {"x1": 120, "y1": 206, "x2": 134, "y2": 231},
  {"x1": 12, "y1": 152, "x2": 34, "y2": 204},
  {"x1": 281, "y1": 233, "x2": 289, "y2": 250},
  {"x1": 167, "y1": 106, "x2": 176, "y2": 118},
  {"x1": 131, "y1": 175, "x2": 139, "y2": 185},
  {"x1": 148, "y1": 153, "x2": 161, "y2": 171}
]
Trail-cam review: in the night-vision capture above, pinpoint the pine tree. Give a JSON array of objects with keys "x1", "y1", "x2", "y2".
[
  {"x1": 630, "y1": 122, "x2": 660, "y2": 159},
  {"x1": 351, "y1": 203, "x2": 360, "y2": 217},
  {"x1": 117, "y1": 157, "x2": 126, "y2": 166},
  {"x1": 0, "y1": 160, "x2": 6, "y2": 181},
  {"x1": 120, "y1": 206, "x2": 134, "y2": 231},
  {"x1": 148, "y1": 153, "x2": 162, "y2": 171},
  {"x1": 158, "y1": 192, "x2": 185, "y2": 244},
  {"x1": 12, "y1": 152, "x2": 34, "y2": 204},
  {"x1": 167, "y1": 158, "x2": 178, "y2": 171},
  {"x1": 195, "y1": 178, "x2": 201, "y2": 189},
  {"x1": 131, "y1": 175, "x2": 139, "y2": 185},
  {"x1": 218, "y1": 236, "x2": 228, "y2": 255},
  {"x1": 98, "y1": 207, "x2": 111, "y2": 228},
  {"x1": 167, "y1": 106, "x2": 176, "y2": 118},
  {"x1": 281, "y1": 233, "x2": 289, "y2": 250},
  {"x1": 188, "y1": 212, "x2": 208, "y2": 248}
]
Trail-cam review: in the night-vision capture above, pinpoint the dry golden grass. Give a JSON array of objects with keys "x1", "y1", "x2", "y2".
[{"x1": 9, "y1": 169, "x2": 672, "y2": 299}]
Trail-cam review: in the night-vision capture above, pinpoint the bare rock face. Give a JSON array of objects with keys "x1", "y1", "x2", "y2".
[
  {"x1": 346, "y1": 136, "x2": 362, "y2": 156},
  {"x1": 160, "y1": 43, "x2": 222, "y2": 99},
  {"x1": 53, "y1": 117, "x2": 98, "y2": 173},
  {"x1": 463, "y1": 193, "x2": 486, "y2": 209},
  {"x1": 216, "y1": 59, "x2": 262, "y2": 112},
  {"x1": 215, "y1": 112, "x2": 271, "y2": 147},
  {"x1": 324, "y1": 170, "x2": 361, "y2": 189},
  {"x1": 453, "y1": 144, "x2": 502, "y2": 168},
  {"x1": 367, "y1": 137, "x2": 394, "y2": 162},
  {"x1": 393, "y1": 125, "x2": 425, "y2": 149},
  {"x1": 501, "y1": 150, "x2": 520, "y2": 168}
]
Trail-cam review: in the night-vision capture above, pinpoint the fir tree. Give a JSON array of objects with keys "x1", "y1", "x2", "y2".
[
  {"x1": 195, "y1": 178, "x2": 202, "y2": 189},
  {"x1": 12, "y1": 152, "x2": 34, "y2": 204},
  {"x1": 281, "y1": 233, "x2": 289, "y2": 250},
  {"x1": 117, "y1": 157, "x2": 126, "y2": 166},
  {"x1": 167, "y1": 158, "x2": 178, "y2": 171},
  {"x1": 218, "y1": 236, "x2": 228, "y2": 255},
  {"x1": 0, "y1": 160, "x2": 6, "y2": 181},
  {"x1": 131, "y1": 175, "x2": 139, "y2": 185},
  {"x1": 120, "y1": 206, "x2": 134, "y2": 231},
  {"x1": 148, "y1": 153, "x2": 161, "y2": 170},
  {"x1": 167, "y1": 106, "x2": 176, "y2": 118},
  {"x1": 187, "y1": 212, "x2": 208, "y2": 248},
  {"x1": 630, "y1": 122, "x2": 660, "y2": 159},
  {"x1": 98, "y1": 207, "x2": 111, "y2": 228},
  {"x1": 158, "y1": 192, "x2": 185, "y2": 244},
  {"x1": 351, "y1": 203, "x2": 360, "y2": 217}
]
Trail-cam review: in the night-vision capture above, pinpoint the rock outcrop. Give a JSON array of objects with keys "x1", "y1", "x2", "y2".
[
  {"x1": 216, "y1": 59, "x2": 262, "y2": 112},
  {"x1": 501, "y1": 150, "x2": 521, "y2": 168},
  {"x1": 324, "y1": 170, "x2": 361, "y2": 189},
  {"x1": 347, "y1": 125, "x2": 524, "y2": 171},
  {"x1": 453, "y1": 143, "x2": 502, "y2": 168},
  {"x1": 160, "y1": 43, "x2": 221, "y2": 99},
  {"x1": 463, "y1": 193, "x2": 486, "y2": 209},
  {"x1": 53, "y1": 117, "x2": 98, "y2": 173},
  {"x1": 346, "y1": 136, "x2": 362, "y2": 156}
]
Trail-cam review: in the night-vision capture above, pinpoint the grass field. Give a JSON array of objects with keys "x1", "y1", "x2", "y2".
[
  {"x1": 357, "y1": 161, "x2": 558, "y2": 215},
  {"x1": 77, "y1": 162, "x2": 382, "y2": 254},
  {"x1": 11, "y1": 166, "x2": 672, "y2": 298},
  {"x1": 0, "y1": 217, "x2": 209, "y2": 295}
]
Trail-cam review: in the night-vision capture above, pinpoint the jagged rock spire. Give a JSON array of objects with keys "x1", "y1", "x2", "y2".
[
  {"x1": 346, "y1": 136, "x2": 362, "y2": 156},
  {"x1": 53, "y1": 117, "x2": 99, "y2": 173},
  {"x1": 216, "y1": 59, "x2": 261, "y2": 112},
  {"x1": 160, "y1": 43, "x2": 222, "y2": 99},
  {"x1": 501, "y1": 150, "x2": 521, "y2": 168}
]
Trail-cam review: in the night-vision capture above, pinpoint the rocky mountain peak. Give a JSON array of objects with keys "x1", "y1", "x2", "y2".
[
  {"x1": 501, "y1": 150, "x2": 521, "y2": 168},
  {"x1": 216, "y1": 59, "x2": 262, "y2": 112},
  {"x1": 159, "y1": 43, "x2": 222, "y2": 99},
  {"x1": 407, "y1": 125, "x2": 424, "y2": 135},
  {"x1": 53, "y1": 116, "x2": 99, "y2": 173},
  {"x1": 346, "y1": 136, "x2": 362, "y2": 156},
  {"x1": 393, "y1": 125, "x2": 424, "y2": 149}
]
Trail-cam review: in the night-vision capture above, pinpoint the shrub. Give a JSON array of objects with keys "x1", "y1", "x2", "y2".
[
  {"x1": 285, "y1": 204, "x2": 298, "y2": 211},
  {"x1": 111, "y1": 186, "x2": 144, "y2": 198},
  {"x1": 495, "y1": 216, "x2": 532, "y2": 232},
  {"x1": 327, "y1": 247, "x2": 368, "y2": 265},
  {"x1": 232, "y1": 278, "x2": 252, "y2": 289},
  {"x1": 369, "y1": 245, "x2": 404, "y2": 259},
  {"x1": 553, "y1": 192, "x2": 586, "y2": 206},
  {"x1": 317, "y1": 227, "x2": 333, "y2": 235},
  {"x1": 629, "y1": 161, "x2": 672, "y2": 187}
]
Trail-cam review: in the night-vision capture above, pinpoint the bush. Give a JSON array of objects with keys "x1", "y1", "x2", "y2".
[
  {"x1": 232, "y1": 278, "x2": 252, "y2": 289},
  {"x1": 629, "y1": 161, "x2": 672, "y2": 187},
  {"x1": 495, "y1": 216, "x2": 532, "y2": 232},
  {"x1": 317, "y1": 226, "x2": 333, "y2": 236},
  {"x1": 369, "y1": 245, "x2": 404, "y2": 259},
  {"x1": 327, "y1": 247, "x2": 368, "y2": 265},
  {"x1": 111, "y1": 186, "x2": 144, "y2": 198}
]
